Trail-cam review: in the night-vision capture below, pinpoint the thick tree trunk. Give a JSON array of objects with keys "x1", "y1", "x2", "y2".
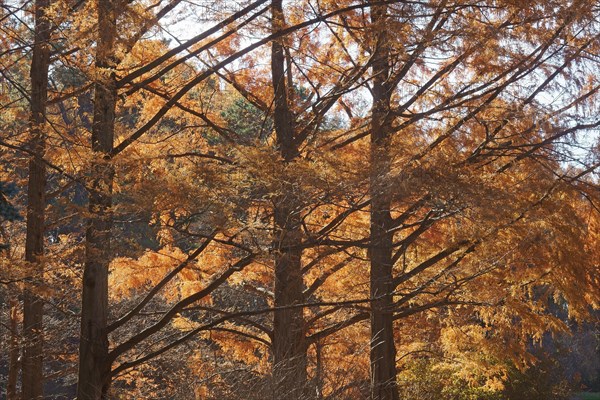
[
  {"x1": 76, "y1": 1, "x2": 117, "y2": 398},
  {"x1": 369, "y1": 2, "x2": 399, "y2": 400},
  {"x1": 273, "y1": 200, "x2": 307, "y2": 399},
  {"x1": 271, "y1": 0, "x2": 308, "y2": 398},
  {"x1": 369, "y1": 195, "x2": 398, "y2": 400},
  {"x1": 7, "y1": 298, "x2": 20, "y2": 400},
  {"x1": 22, "y1": 1, "x2": 51, "y2": 398}
]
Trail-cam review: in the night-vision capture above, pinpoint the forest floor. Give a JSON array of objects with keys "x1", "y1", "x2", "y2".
[{"x1": 572, "y1": 392, "x2": 600, "y2": 400}]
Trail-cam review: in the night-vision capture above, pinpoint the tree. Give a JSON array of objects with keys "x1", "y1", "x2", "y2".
[
  {"x1": 270, "y1": 0, "x2": 309, "y2": 396},
  {"x1": 341, "y1": 1, "x2": 600, "y2": 397},
  {"x1": 367, "y1": 1, "x2": 398, "y2": 398},
  {"x1": 1, "y1": 1, "x2": 600, "y2": 399},
  {"x1": 75, "y1": 1, "x2": 269, "y2": 396},
  {"x1": 22, "y1": 1, "x2": 51, "y2": 398},
  {"x1": 76, "y1": 0, "x2": 118, "y2": 396}
]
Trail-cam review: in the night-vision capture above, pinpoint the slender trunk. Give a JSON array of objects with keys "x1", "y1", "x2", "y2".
[
  {"x1": 22, "y1": 1, "x2": 51, "y2": 398},
  {"x1": 369, "y1": 2, "x2": 399, "y2": 400},
  {"x1": 7, "y1": 298, "x2": 20, "y2": 400},
  {"x1": 315, "y1": 339, "x2": 323, "y2": 399},
  {"x1": 271, "y1": 1, "x2": 307, "y2": 397},
  {"x1": 76, "y1": 1, "x2": 117, "y2": 398}
]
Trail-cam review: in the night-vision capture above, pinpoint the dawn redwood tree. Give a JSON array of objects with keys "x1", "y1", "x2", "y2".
[
  {"x1": 368, "y1": 1, "x2": 398, "y2": 399},
  {"x1": 130, "y1": 2, "x2": 385, "y2": 396},
  {"x1": 263, "y1": 2, "x2": 393, "y2": 396},
  {"x1": 1, "y1": 1, "x2": 599, "y2": 398},
  {"x1": 270, "y1": 0, "x2": 308, "y2": 397},
  {"x1": 23, "y1": 0, "x2": 51, "y2": 398},
  {"x1": 76, "y1": 0, "x2": 118, "y2": 397},
  {"x1": 75, "y1": 1, "x2": 275, "y2": 396},
  {"x1": 347, "y1": 0, "x2": 600, "y2": 397}
]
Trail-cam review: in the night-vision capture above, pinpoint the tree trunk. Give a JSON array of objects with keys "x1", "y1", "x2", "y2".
[
  {"x1": 7, "y1": 298, "x2": 20, "y2": 400},
  {"x1": 369, "y1": 2, "x2": 399, "y2": 400},
  {"x1": 315, "y1": 339, "x2": 323, "y2": 399},
  {"x1": 76, "y1": 1, "x2": 117, "y2": 398},
  {"x1": 271, "y1": 0, "x2": 308, "y2": 398},
  {"x1": 272, "y1": 200, "x2": 307, "y2": 399},
  {"x1": 22, "y1": 1, "x2": 51, "y2": 398}
]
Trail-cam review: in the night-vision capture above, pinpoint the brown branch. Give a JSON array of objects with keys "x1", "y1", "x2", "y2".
[
  {"x1": 117, "y1": 0, "x2": 271, "y2": 88},
  {"x1": 108, "y1": 254, "x2": 254, "y2": 361},
  {"x1": 111, "y1": 1, "x2": 408, "y2": 156},
  {"x1": 107, "y1": 233, "x2": 216, "y2": 333}
]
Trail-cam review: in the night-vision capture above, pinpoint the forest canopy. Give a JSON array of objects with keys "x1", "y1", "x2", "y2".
[{"x1": 0, "y1": 0, "x2": 599, "y2": 399}]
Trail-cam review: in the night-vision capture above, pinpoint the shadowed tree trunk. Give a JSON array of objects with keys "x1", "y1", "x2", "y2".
[
  {"x1": 22, "y1": 1, "x2": 51, "y2": 398},
  {"x1": 7, "y1": 298, "x2": 20, "y2": 400},
  {"x1": 76, "y1": 1, "x2": 117, "y2": 398},
  {"x1": 271, "y1": 0, "x2": 308, "y2": 398},
  {"x1": 369, "y1": 2, "x2": 399, "y2": 400}
]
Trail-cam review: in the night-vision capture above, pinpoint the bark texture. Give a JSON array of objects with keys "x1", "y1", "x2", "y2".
[
  {"x1": 76, "y1": 1, "x2": 117, "y2": 398},
  {"x1": 22, "y1": 0, "x2": 51, "y2": 397},
  {"x1": 271, "y1": 0, "x2": 308, "y2": 397},
  {"x1": 7, "y1": 298, "x2": 20, "y2": 400},
  {"x1": 369, "y1": 2, "x2": 399, "y2": 400}
]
